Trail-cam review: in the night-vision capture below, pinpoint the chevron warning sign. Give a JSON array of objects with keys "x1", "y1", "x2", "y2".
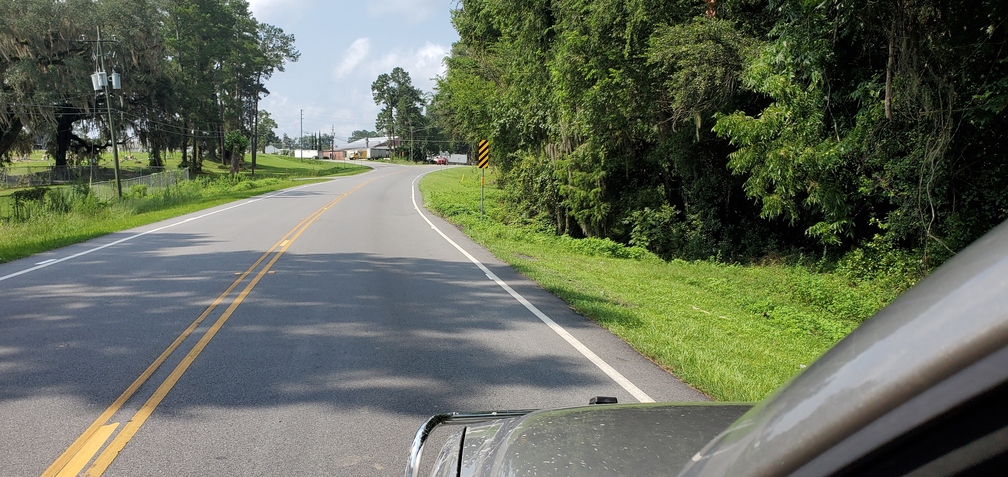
[{"x1": 477, "y1": 139, "x2": 489, "y2": 169}]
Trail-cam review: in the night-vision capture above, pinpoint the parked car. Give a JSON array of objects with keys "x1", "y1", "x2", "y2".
[{"x1": 406, "y1": 220, "x2": 1008, "y2": 477}]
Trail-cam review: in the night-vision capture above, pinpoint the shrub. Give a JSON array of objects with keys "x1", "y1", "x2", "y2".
[
  {"x1": 125, "y1": 184, "x2": 148, "y2": 199},
  {"x1": 627, "y1": 205, "x2": 682, "y2": 260},
  {"x1": 560, "y1": 235, "x2": 652, "y2": 260},
  {"x1": 836, "y1": 233, "x2": 923, "y2": 301}
]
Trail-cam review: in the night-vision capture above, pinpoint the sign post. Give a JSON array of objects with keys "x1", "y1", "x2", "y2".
[{"x1": 478, "y1": 139, "x2": 489, "y2": 216}]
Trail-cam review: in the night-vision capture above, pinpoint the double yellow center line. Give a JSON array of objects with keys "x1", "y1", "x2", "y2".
[{"x1": 43, "y1": 173, "x2": 392, "y2": 477}]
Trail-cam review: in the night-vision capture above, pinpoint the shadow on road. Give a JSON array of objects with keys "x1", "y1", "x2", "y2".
[{"x1": 0, "y1": 230, "x2": 622, "y2": 417}]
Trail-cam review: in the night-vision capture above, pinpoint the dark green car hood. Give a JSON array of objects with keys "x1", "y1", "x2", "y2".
[{"x1": 428, "y1": 403, "x2": 750, "y2": 477}]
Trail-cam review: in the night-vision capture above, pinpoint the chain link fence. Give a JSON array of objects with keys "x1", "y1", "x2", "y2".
[
  {"x1": 0, "y1": 165, "x2": 180, "y2": 189},
  {"x1": 90, "y1": 169, "x2": 190, "y2": 199},
  {"x1": 0, "y1": 169, "x2": 191, "y2": 221},
  {"x1": 0, "y1": 166, "x2": 60, "y2": 188}
]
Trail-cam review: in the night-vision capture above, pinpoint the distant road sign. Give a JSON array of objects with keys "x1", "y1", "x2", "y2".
[{"x1": 478, "y1": 139, "x2": 489, "y2": 169}]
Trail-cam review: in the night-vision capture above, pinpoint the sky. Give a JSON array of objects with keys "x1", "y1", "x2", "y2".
[{"x1": 247, "y1": 0, "x2": 460, "y2": 145}]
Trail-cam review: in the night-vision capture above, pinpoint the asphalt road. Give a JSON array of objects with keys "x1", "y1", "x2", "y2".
[{"x1": 0, "y1": 162, "x2": 705, "y2": 476}]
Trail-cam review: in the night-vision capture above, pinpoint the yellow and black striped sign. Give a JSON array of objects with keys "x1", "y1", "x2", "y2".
[{"x1": 477, "y1": 139, "x2": 489, "y2": 169}]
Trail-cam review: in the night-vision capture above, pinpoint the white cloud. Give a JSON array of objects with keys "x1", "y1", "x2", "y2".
[
  {"x1": 371, "y1": 51, "x2": 404, "y2": 77},
  {"x1": 359, "y1": 42, "x2": 448, "y2": 93},
  {"x1": 365, "y1": 0, "x2": 441, "y2": 23},
  {"x1": 413, "y1": 42, "x2": 448, "y2": 79},
  {"x1": 252, "y1": 1, "x2": 458, "y2": 138},
  {"x1": 265, "y1": 94, "x2": 290, "y2": 107},
  {"x1": 246, "y1": 0, "x2": 288, "y2": 16},
  {"x1": 333, "y1": 38, "x2": 372, "y2": 79}
]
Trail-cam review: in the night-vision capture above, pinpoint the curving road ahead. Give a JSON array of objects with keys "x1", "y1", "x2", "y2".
[{"x1": 0, "y1": 162, "x2": 704, "y2": 476}]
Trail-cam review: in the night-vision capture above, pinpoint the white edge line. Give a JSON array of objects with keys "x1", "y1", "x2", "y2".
[
  {"x1": 0, "y1": 181, "x2": 324, "y2": 283},
  {"x1": 409, "y1": 172, "x2": 654, "y2": 403}
]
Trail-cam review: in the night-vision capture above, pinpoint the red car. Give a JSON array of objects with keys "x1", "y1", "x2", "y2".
[{"x1": 435, "y1": 156, "x2": 447, "y2": 165}]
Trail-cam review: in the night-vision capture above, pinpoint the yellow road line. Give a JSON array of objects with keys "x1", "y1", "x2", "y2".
[
  {"x1": 40, "y1": 213, "x2": 315, "y2": 477},
  {"x1": 86, "y1": 243, "x2": 290, "y2": 476},
  {"x1": 56, "y1": 423, "x2": 117, "y2": 477},
  {"x1": 43, "y1": 171, "x2": 399, "y2": 477}
]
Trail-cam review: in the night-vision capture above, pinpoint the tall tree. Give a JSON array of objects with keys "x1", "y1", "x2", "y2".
[
  {"x1": 256, "y1": 110, "x2": 279, "y2": 151},
  {"x1": 372, "y1": 67, "x2": 425, "y2": 159},
  {"x1": 164, "y1": 0, "x2": 234, "y2": 172},
  {"x1": 101, "y1": 0, "x2": 175, "y2": 168},
  {"x1": 349, "y1": 130, "x2": 380, "y2": 141},
  {"x1": 0, "y1": 0, "x2": 96, "y2": 165},
  {"x1": 248, "y1": 21, "x2": 298, "y2": 173},
  {"x1": 162, "y1": 0, "x2": 295, "y2": 173}
]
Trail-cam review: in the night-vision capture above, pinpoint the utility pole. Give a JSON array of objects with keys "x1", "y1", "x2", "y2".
[
  {"x1": 252, "y1": 72, "x2": 261, "y2": 177},
  {"x1": 299, "y1": 109, "x2": 304, "y2": 159},
  {"x1": 88, "y1": 26, "x2": 123, "y2": 198}
]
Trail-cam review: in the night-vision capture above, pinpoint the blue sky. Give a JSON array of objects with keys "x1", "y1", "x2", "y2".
[{"x1": 248, "y1": 0, "x2": 460, "y2": 144}]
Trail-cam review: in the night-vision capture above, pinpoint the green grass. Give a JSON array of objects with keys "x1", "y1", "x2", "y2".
[
  {"x1": 4, "y1": 155, "x2": 52, "y2": 174},
  {"x1": 420, "y1": 167, "x2": 903, "y2": 402},
  {"x1": 200, "y1": 153, "x2": 358, "y2": 177},
  {"x1": 0, "y1": 163, "x2": 369, "y2": 263},
  {"x1": 1, "y1": 152, "x2": 360, "y2": 211},
  {"x1": 4, "y1": 150, "x2": 355, "y2": 176}
]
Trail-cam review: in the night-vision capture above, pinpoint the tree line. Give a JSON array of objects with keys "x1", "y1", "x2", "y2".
[
  {"x1": 430, "y1": 0, "x2": 1008, "y2": 268},
  {"x1": 370, "y1": 66, "x2": 470, "y2": 161},
  {"x1": 0, "y1": 0, "x2": 298, "y2": 174}
]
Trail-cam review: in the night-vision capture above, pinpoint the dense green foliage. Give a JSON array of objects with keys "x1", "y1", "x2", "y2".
[
  {"x1": 0, "y1": 0, "x2": 298, "y2": 173},
  {"x1": 432, "y1": 0, "x2": 1008, "y2": 267}
]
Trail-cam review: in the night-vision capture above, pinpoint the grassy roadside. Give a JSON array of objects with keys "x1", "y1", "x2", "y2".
[
  {"x1": 0, "y1": 161, "x2": 369, "y2": 263},
  {"x1": 3, "y1": 151, "x2": 354, "y2": 176},
  {"x1": 419, "y1": 166, "x2": 904, "y2": 402}
]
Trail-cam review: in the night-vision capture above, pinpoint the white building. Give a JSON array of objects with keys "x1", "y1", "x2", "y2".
[
  {"x1": 293, "y1": 149, "x2": 318, "y2": 159},
  {"x1": 334, "y1": 136, "x2": 399, "y2": 160}
]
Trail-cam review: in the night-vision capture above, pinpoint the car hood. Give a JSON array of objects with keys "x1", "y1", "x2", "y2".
[{"x1": 426, "y1": 403, "x2": 751, "y2": 477}]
